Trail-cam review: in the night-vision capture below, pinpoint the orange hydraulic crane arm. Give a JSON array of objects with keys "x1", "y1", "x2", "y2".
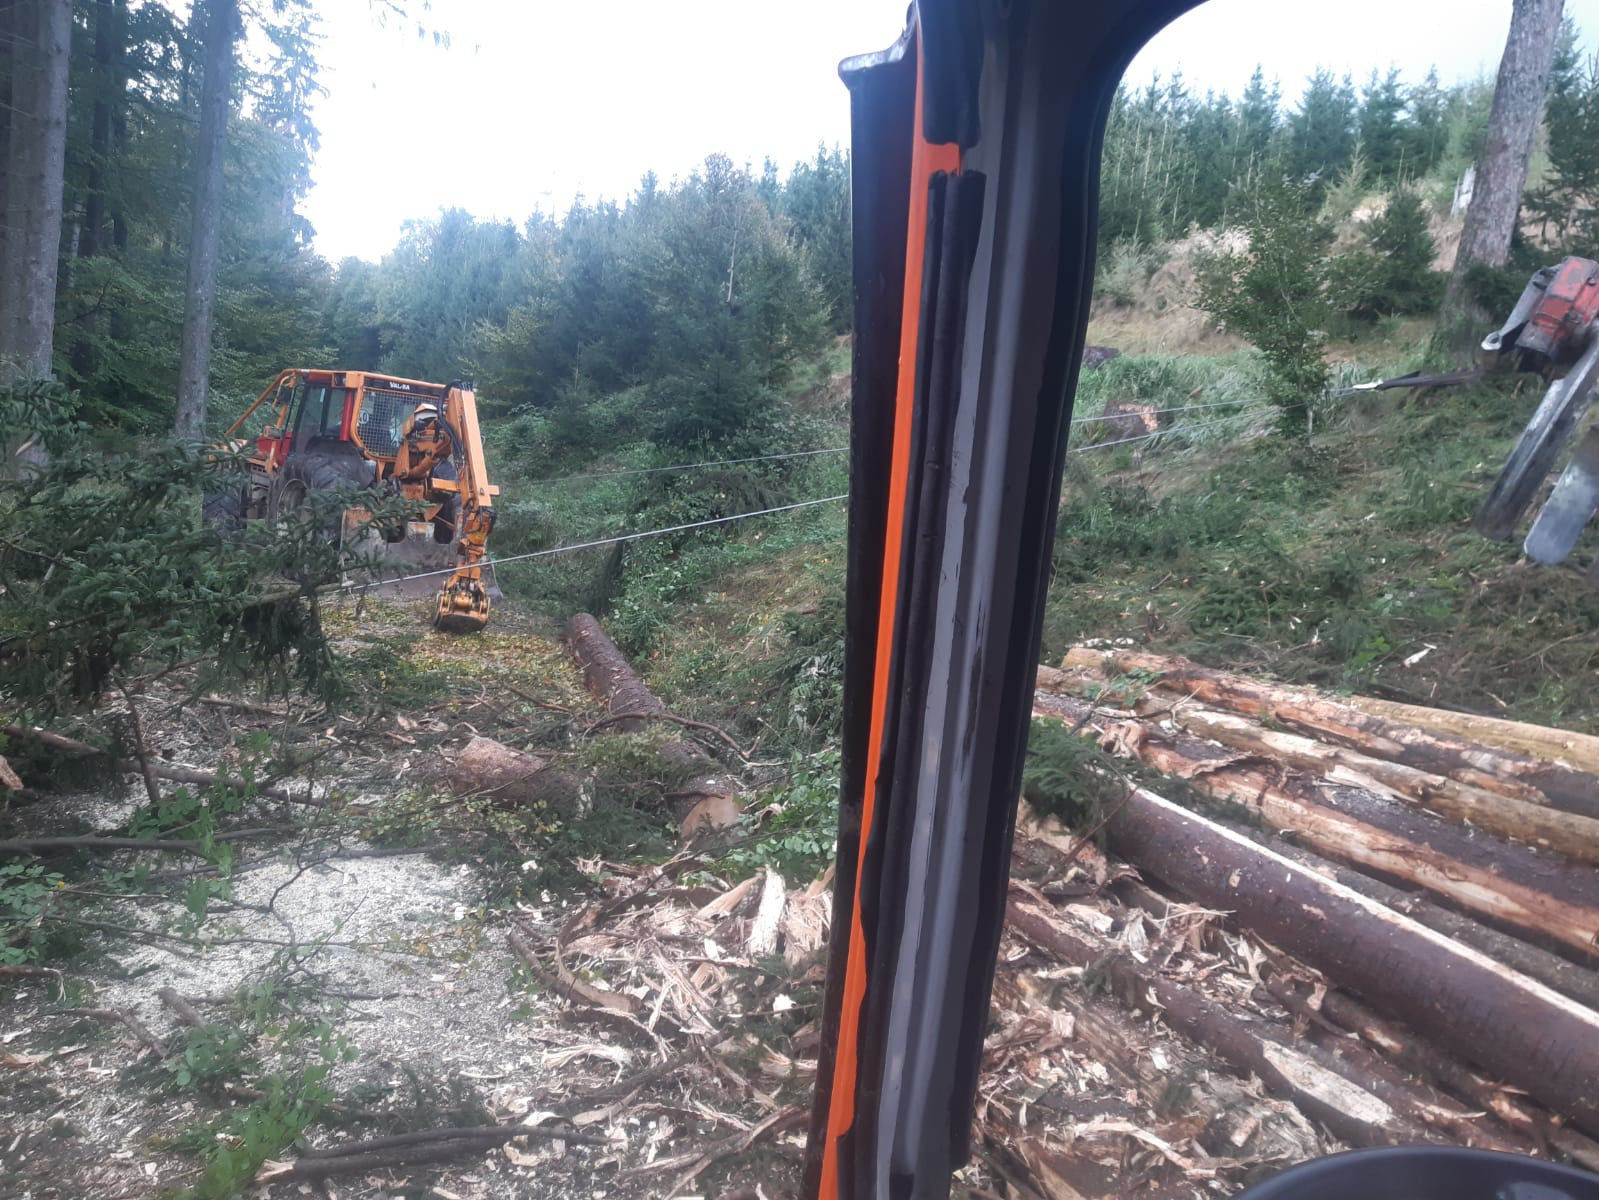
[{"x1": 432, "y1": 382, "x2": 498, "y2": 633}]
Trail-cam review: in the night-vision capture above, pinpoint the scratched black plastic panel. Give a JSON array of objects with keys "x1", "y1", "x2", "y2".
[
  {"x1": 846, "y1": 172, "x2": 948, "y2": 1200},
  {"x1": 802, "y1": 29, "x2": 916, "y2": 1200},
  {"x1": 876, "y1": 170, "x2": 986, "y2": 1199},
  {"x1": 927, "y1": 4, "x2": 1207, "y2": 1186}
]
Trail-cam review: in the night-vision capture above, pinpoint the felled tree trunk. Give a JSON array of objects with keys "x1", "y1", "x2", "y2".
[
  {"x1": 565, "y1": 613, "x2": 741, "y2": 836},
  {"x1": 567, "y1": 612, "x2": 665, "y2": 732},
  {"x1": 1096, "y1": 784, "x2": 1599, "y2": 1137},
  {"x1": 1340, "y1": 693, "x2": 1599, "y2": 777},
  {"x1": 1166, "y1": 704, "x2": 1599, "y2": 864},
  {"x1": 1245, "y1": 829, "x2": 1599, "y2": 1012},
  {"x1": 1060, "y1": 648, "x2": 1599, "y2": 818}
]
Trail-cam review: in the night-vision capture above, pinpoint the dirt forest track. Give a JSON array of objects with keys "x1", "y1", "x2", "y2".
[{"x1": 3, "y1": 601, "x2": 1599, "y2": 1198}]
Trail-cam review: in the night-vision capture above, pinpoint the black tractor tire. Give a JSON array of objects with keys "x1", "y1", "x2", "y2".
[
  {"x1": 268, "y1": 452, "x2": 372, "y2": 537},
  {"x1": 432, "y1": 494, "x2": 459, "y2": 544},
  {"x1": 201, "y1": 486, "x2": 246, "y2": 531}
]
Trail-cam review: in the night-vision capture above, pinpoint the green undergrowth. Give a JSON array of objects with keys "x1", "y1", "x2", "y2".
[{"x1": 1043, "y1": 363, "x2": 1599, "y2": 731}]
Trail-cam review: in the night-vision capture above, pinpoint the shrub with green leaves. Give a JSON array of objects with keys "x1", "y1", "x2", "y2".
[{"x1": 1195, "y1": 180, "x2": 1332, "y2": 434}]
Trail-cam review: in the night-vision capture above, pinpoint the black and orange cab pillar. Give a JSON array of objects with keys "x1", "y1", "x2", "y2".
[{"x1": 803, "y1": 2, "x2": 1204, "y2": 1198}]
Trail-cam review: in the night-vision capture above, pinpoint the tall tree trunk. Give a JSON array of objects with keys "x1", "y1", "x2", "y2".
[
  {"x1": 1440, "y1": 0, "x2": 1565, "y2": 344},
  {"x1": 0, "y1": 0, "x2": 12, "y2": 306},
  {"x1": 70, "y1": 0, "x2": 123, "y2": 383},
  {"x1": 174, "y1": 0, "x2": 238, "y2": 441},
  {"x1": 1, "y1": 0, "x2": 71, "y2": 386}
]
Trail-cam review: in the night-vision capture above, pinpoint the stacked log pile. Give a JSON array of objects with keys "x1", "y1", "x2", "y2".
[{"x1": 1012, "y1": 644, "x2": 1599, "y2": 1189}]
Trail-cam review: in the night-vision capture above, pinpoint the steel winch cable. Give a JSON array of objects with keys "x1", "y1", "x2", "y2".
[
  {"x1": 335, "y1": 406, "x2": 1293, "y2": 596},
  {"x1": 330, "y1": 492, "x2": 850, "y2": 594},
  {"x1": 522, "y1": 401, "x2": 1269, "y2": 486},
  {"x1": 527, "y1": 446, "x2": 849, "y2": 485}
]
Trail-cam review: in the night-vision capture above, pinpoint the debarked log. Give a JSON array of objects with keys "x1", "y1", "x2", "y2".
[
  {"x1": 1032, "y1": 692, "x2": 1599, "y2": 962},
  {"x1": 1058, "y1": 648, "x2": 1599, "y2": 819},
  {"x1": 1096, "y1": 784, "x2": 1599, "y2": 1137}
]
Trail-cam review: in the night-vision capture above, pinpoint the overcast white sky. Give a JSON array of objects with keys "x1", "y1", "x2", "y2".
[{"x1": 301, "y1": 0, "x2": 1599, "y2": 263}]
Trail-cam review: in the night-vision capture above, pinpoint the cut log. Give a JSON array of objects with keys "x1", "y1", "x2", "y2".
[
  {"x1": 1339, "y1": 694, "x2": 1599, "y2": 777},
  {"x1": 1059, "y1": 648, "x2": 1599, "y2": 819},
  {"x1": 1240, "y1": 833, "x2": 1599, "y2": 1013},
  {"x1": 1090, "y1": 783, "x2": 1599, "y2": 1137},
  {"x1": 451, "y1": 736, "x2": 579, "y2": 815},
  {"x1": 991, "y1": 966, "x2": 1330, "y2": 1165},
  {"x1": 564, "y1": 612, "x2": 741, "y2": 826},
  {"x1": 1007, "y1": 899, "x2": 1441, "y2": 1148},
  {"x1": 0, "y1": 723, "x2": 322, "y2": 807},
  {"x1": 1033, "y1": 691, "x2": 1599, "y2": 961},
  {"x1": 1257, "y1": 977, "x2": 1538, "y2": 1154},
  {"x1": 567, "y1": 612, "x2": 664, "y2": 731},
  {"x1": 1165, "y1": 704, "x2": 1599, "y2": 865},
  {"x1": 1296, "y1": 981, "x2": 1599, "y2": 1172}
]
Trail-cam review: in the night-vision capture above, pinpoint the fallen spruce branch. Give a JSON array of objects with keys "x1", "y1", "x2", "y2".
[
  {"x1": 157, "y1": 987, "x2": 206, "y2": 1028},
  {"x1": 508, "y1": 924, "x2": 639, "y2": 1014},
  {"x1": 569, "y1": 1045, "x2": 699, "y2": 1107},
  {"x1": 258, "y1": 1121, "x2": 606, "y2": 1181},
  {"x1": 658, "y1": 1105, "x2": 805, "y2": 1199},
  {"x1": 199, "y1": 695, "x2": 290, "y2": 717},
  {"x1": 0, "y1": 723, "x2": 327, "y2": 807}
]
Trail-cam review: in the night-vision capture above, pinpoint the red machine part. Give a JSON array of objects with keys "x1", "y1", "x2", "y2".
[{"x1": 1519, "y1": 256, "x2": 1599, "y2": 362}]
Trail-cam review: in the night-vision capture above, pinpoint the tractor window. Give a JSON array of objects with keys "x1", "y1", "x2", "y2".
[
  {"x1": 291, "y1": 386, "x2": 349, "y2": 442},
  {"x1": 315, "y1": 388, "x2": 348, "y2": 439}
]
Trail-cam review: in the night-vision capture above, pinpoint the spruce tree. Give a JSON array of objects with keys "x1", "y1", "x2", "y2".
[
  {"x1": 1359, "y1": 68, "x2": 1409, "y2": 182},
  {"x1": 1287, "y1": 69, "x2": 1359, "y2": 192},
  {"x1": 1237, "y1": 66, "x2": 1281, "y2": 176}
]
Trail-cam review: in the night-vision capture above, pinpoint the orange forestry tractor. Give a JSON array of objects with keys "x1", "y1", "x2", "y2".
[{"x1": 208, "y1": 369, "x2": 500, "y2": 633}]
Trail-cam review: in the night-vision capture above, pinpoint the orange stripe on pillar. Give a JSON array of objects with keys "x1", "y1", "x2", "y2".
[{"x1": 817, "y1": 19, "x2": 961, "y2": 1199}]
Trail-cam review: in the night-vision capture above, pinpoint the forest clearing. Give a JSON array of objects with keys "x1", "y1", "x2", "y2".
[{"x1": 7, "y1": 0, "x2": 1599, "y2": 1198}]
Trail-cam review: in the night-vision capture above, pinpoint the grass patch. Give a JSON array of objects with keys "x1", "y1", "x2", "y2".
[{"x1": 1044, "y1": 361, "x2": 1599, "y2": 731}]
